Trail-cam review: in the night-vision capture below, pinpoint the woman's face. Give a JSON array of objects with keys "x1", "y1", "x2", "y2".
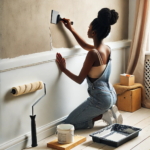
[
  {"x1": 87, "y1": 25, "x2": 93, "y2": 38},
  {"x1": 87, "y1": 24, "x2": 96, "y2": 38}
]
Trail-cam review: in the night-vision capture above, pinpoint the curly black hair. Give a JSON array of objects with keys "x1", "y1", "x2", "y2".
[{"x1": 91, "y1": 8, "x2": 119, "y2": 41}]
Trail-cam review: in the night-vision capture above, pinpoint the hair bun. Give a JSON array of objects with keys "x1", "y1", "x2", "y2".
[
  {"x1": 110, "y1": 9, "x2": 119, "y2": 25},
  {"x1": 97, "y1": 8, "x2": 119, "y2": 26}
]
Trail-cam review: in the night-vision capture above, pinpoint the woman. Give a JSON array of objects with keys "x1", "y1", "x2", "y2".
[{"x1": 56, "y1": 8, "x2": 123, "y2": 129}]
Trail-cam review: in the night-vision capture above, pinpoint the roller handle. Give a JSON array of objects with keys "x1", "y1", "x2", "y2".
[{"x1": 30, "y1": 115, "x2": 38, "y2": 147}]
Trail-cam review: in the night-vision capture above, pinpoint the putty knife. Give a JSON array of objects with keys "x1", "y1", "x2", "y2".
[{"x1": 50, "y1": 10, "x2": 73, "y2": 25}]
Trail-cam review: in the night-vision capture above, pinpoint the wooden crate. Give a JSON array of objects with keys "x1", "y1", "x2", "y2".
[
  {"x1": 117, "y1": 88, "x2": 141, "y2": 112},
  {"x1": 120, "y1": 75, "x2": 135, "y2": 86}
]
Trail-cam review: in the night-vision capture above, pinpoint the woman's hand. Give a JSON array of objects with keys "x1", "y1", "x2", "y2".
[
  {"x1": 56, "y1": 53, "x2": 66, "y2": 72},
  {"x1": 61, "y1": 18, "x2": 74, "y2": 32}
]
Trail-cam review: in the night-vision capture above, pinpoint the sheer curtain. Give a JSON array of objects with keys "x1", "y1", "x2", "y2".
[{"x1": 126, "y1": 0, "x2": 150, "y2": 108}]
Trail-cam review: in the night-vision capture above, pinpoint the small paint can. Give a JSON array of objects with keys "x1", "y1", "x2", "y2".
[{"x1": 57, "y1": 124, "x2": 74, "y2": 144}]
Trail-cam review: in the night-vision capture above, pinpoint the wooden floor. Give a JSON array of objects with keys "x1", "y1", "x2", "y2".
[{"x1": 25, "y1": 107, "x2": 150, "y2": 150}]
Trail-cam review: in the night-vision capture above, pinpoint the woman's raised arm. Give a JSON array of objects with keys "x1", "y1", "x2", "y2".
[{"x1": 61, "y1": 18, "x2": 94, "y2": 51}]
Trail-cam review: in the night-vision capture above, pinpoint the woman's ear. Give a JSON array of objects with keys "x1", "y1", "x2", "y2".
[{"x1": 92, "y1": 31, "x2": 96, "y2": 36}]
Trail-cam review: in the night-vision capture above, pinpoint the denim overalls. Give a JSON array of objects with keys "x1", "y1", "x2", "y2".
[{"x1": 64, "y1": 54, "x2": 117, "y2": 129}]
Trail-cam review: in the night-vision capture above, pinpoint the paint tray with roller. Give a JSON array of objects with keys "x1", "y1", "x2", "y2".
[{"x1": 89, "y1": 124, "x2": 141, "y2": 147}]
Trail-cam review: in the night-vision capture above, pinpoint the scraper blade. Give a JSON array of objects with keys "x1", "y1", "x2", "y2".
[{"x1": 51, "y1": 10, "x2": 61, "y2": 24}]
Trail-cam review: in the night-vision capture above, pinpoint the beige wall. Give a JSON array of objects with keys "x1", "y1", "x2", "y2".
[{"x1": 0, "y1": 0, "x2": 129, "y2": 59}]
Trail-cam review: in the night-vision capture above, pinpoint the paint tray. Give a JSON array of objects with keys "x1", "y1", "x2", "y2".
[{"x1": 89, "y1": 124, "x2": 142, "y2": 147}]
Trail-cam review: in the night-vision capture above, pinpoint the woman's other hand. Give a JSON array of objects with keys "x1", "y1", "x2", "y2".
[
  {"x1": 56, "y1": 53, "x2": 66, "y2": 72},
  {"x1": 61, "y1": 18, "x2": 74, "y2": 31}
]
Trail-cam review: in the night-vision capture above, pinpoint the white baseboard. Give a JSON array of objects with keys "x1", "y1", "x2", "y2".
[{"x1": 0, "y1": 116, "x2": 67, "y2": 150}]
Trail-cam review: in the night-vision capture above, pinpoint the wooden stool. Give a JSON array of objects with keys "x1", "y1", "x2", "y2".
[{"x1": 116, "y1": 88, "x2": 141, "y2": 112}]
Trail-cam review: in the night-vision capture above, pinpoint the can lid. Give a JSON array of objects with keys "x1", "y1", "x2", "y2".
[{"x1": 57, "y1": 124, "x2": 74, "y2": 131}]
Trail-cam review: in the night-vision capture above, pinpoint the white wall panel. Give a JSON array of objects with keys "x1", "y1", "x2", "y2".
[{"x1": 0, "y1": 40, "x2": 131, "y2": 149}]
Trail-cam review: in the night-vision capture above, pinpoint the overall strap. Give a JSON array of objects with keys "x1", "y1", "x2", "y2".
[{"x1": 95, "y1": 50, "x2": 104, "y2": 65}]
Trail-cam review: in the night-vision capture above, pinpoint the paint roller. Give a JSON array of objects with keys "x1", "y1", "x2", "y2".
[
  {"x1": 11, "y1": 81, "x2": 46, "y2": 147},
  {"x1": 50, "y1": 10, "x2": 73, "y2": 25}
]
